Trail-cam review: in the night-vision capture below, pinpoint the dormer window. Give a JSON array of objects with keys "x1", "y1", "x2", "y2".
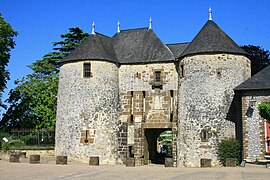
[{"x1": 84, "y1": 62, "x2": 91, "y2": 78}]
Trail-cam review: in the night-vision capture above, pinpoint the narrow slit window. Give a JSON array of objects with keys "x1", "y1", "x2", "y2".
[
  {"x1": 180, "y1": 64, "x2": 184, "y2": 78},
  {"x1": 170, "y1": 112, "x2": 173, "y2": 122},
  {"x1": 128, "y1": 146, "x2": 134, "y2": 157},
  {"x1": 84, "y1": 63, "x2": 91, "y2": 77},
  {"x1": 130, "y1": 114, "x2": 134, "y2": 124}
]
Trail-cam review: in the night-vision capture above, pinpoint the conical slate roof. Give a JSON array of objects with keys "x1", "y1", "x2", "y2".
[
  {"x1": 63, "y1": 33, "x2": 117, "y2": 63},
  {"x1": 63, "y1": 20, "x2": 248, "y2": 64},
  {"x1": 180, "y1": 20, "x2": 248, "y2": 58},
  {"x1": 234, "y1": 65, "x2": 270, "y2": 91},
  {"x1": 113, "y1": 28, "x2": 174, "y2": 64},
  {"x1": 63, "y1": 28, "x2": 174, "y2": 64}
]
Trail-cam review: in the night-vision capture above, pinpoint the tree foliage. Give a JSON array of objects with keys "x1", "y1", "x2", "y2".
[
  {"x1": 258, "y1": 103, "x2": 270, "y2": 123},
  {"x1": 0, "y1": 28, "x2": 88, "y2": 130},
  {"x1": 241, "y1": 45, "x2": 270, "y2": 76},
  {"x1": 0, "y1": 13, "x2": 18, "y2": 109}
]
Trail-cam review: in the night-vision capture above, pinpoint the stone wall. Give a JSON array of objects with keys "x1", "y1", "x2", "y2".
[
  {"x1": 55, "y1": 54, "x2": 251, "y2": 167},
  {"x1": 55, "y1": 60, "x2": 119, "y2": 164},
  {"x1": 177, "y1": 54, "x2": 250, "y2": 167},
  {"x1": 118, "y1": 63, "x2": 178, "y2": 165},
  {"x1": 241, "y1": 90, "x2": 270, "y2": 162}
]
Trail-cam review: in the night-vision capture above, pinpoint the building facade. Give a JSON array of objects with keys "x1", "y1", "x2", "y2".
[
  {"x1": 235, "y1": 65, "x2": 270, "y2": 162},
  {"x1": 55, "y1": 19, "x2": 251, "y2": 167}
]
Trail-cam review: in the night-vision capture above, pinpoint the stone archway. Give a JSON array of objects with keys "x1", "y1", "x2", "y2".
[{"x1": 144, "y1": 128, "x2": 172, "y2": 164}]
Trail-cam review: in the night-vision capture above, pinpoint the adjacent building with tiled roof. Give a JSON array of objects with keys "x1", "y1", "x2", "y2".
[{"x1": 234, "y1": 65, "x2": 270, "y2": 162}]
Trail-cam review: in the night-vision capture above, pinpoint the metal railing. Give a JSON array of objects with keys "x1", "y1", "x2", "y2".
[{"x1": 1, "y1": 129, "x2": 55, "y2": 147}]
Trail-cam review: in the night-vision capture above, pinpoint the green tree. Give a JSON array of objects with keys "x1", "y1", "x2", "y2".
[
  {"x1": 0, "y1": 13, "x2": 18, "y2": 109},
  {"x1": 241, "y1": 45, "x2": 270, "y2": 76},
  {"x1": 218, "y1": 139, "x2": 241, "y2": 166},
  {"x1": 258, "y1": 103, "x2": 270, "y2": 123},
  {"x1": 0, "y1": 28, "x2": 88, "y2": 130}
]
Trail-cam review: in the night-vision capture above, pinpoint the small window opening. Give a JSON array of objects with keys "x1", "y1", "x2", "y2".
[
  {"x1": 152, "y1": 71, "x2": 163, "y2": 89},
  {"x1": 246, "y1": 106, "x2": 254, "y2": 118},
  {"x1": 142, "y1": 91, "x2": 146, "y2": 113},
  {"x1": 180, "y1": 64, "x2": 184, "y2": 78},
  {"x1": 131, "y1": 91, "x2": 133, "y2": 97},
  {"x1": 128, "y1": 146, "x2": 134, "y2": 157},
  {"x1": 84, "y1": 63, "x2": 91, "y2": 77},
  {"x1": 152, "y1": 84, "x2": 163, "y2": 89},
  {"x1": 201, "y1": 129, "x2": 212, "y2": 142},
  {"x1": 202, "y1": 131, "x2": 207, "y2": 139},
  {"x1": 170, "y1": 112, "x2": 173, "y2": 122},
  {"x1": 170, "y1": 90, "x2": 173, "y2": 97},
  {"x1": 130, "y1": 114, "x2": 134, "y2": 124},
  {"x1": 216, "y1": 68, "x2": 222, "y2": 77},
  {"x1": 155, "y1": 71, "x2": 161, "y2": 82},
  {"x1": 84, "y1": 130, "x2": 89, "y2": 143}
]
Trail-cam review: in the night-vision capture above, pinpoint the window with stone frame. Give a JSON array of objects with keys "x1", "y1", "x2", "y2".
[
  {"x1": 200, "y1": 129, "x2": 212, "y2": 142},
  {"x1": 80, "y1": 129, "x2": 96, "y2": 144},
  {"x1": 152, "y1": 71, "x2": 163, "y2": 89},
  {"x1": 155, "y1": 71, "x2": 161, "y2": 82},
  {"x1": 83, "y1": 62, "x2": 91, "y2": 77}
]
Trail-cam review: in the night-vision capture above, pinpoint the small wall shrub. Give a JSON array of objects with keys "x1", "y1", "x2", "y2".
[
  {"x1": 258, "y1": 103, "x2": 270, "y2": 122},
  {"x1": 0, "y1": 132, "x2": 12, "y2": 151},
  {"x1": 218, "y1": 139, "x2": 241, "y2": 166},
  {"x1": 1, "y1": 142, "x2": 10, "y2": 152}
]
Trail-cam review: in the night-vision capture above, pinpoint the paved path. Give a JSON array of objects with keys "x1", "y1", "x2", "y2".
[{"x1": 1, "y1": 159, "x2": 270, "y2": 180}]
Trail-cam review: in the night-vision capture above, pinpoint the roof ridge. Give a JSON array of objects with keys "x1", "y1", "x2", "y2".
[
  {"x1": 120, "y1": 27, "x2": 149, "y2": 32},
  {"x1": 112, "y1": 27, "x2": 149, "y2": 38},
  {"x1": 94, "y1": 32, "x2": 111, "y2": 38},
  {"x1": 166, "y1": 42, "x2": 190, "y2": 45}
]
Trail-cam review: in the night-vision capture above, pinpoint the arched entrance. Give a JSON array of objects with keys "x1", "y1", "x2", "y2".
[{"x1": 144, "y1": 128, "x2": 172, "y2": 164}]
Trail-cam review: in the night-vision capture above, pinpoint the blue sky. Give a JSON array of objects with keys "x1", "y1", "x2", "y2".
[{"x1": 0, "y1": 0, "x2": 270, "y2": 109}]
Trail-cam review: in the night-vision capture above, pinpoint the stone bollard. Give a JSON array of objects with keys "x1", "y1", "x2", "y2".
[
  {"x1": 29, "y1": 155, "x2": 40, "y2": 164},
  {"x1": 9, "y1": 155, "x2": 20, "y2": 163},
  {"x1": 226, "y1": 158, "x2": 236, "y2": 167},
  {"x1": 126, "y1": 158, "x2": 135, "y2": 167},
  {"x1": 89, "y1": 156, "x2": 99, "y2": 166},
  {"x1": 164, "y1": 158, "x2": 174, "y2": 167},
  {"x1": 20, "y1": 152, "x2": 27, "y2": 158},
  {"x1": 240, "y1": 160, "x2": 246, "y2": 167},
  {"x1": 56, "y1": 156, "x2": 67, "y2": 165},
  {"x1": 200, "y1": 158, "x2": 211, "y2": 167}
]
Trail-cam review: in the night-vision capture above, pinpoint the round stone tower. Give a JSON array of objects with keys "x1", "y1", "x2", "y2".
[
  {"x1": 55, "y1": 33, "x2": 119, "y2": 164},
  {"x1": 177, "y1": 20, "x2": 251, "y2": 167}
]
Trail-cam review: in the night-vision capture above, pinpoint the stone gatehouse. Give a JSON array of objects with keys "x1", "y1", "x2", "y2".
[{"x1": 55, "y1": 16, "x2": 251, "y2": 167}]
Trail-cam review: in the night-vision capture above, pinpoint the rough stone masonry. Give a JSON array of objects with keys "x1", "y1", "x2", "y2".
[{"x1": 55, "y1": 19, "x2": 251, "y2": 167}]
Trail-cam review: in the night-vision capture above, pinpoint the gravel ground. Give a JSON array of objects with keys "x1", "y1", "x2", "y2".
[{"x1": 0, "y1": 157, "x2": 270, "y2": 180}]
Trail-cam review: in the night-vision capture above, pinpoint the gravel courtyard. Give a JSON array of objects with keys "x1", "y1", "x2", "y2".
[{"x1": 1, "y1": 157, "x2": 270, "y2": 180}]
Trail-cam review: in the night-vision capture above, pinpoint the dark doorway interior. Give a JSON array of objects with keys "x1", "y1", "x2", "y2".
[{"x1": 144, "y1": 128, "x2": 172, "y2": 164}]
